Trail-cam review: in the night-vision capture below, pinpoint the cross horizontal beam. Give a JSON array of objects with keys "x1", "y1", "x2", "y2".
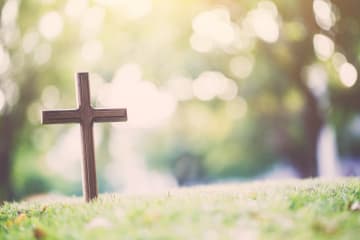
[
  {"x1": 42, "y1": 108, "x2": 127, "y2": 124},
  {"x1": 93, "y1": 108, "x2": 127, "y2": 122},
  {"x1": 42, "y1": 109, "x2": 80, "y2": 124}
]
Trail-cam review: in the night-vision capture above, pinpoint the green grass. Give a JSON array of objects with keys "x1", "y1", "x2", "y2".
[{"x1": 1, "y1": 178, "x2": 359, "y2": 240}]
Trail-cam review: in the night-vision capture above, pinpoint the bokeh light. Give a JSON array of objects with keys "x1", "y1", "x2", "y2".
[
  {"x1": 192, "y1": 71, "x2": 233, "y2": 101},
  {"x1": 313, "y1": 0, "x2": 336, "y2": 30},
  {"x1": 0, "y1": 89, "x2": 5, "y2": 113},
  {"x1": 313, "y1": 33, "x2": 334, "y2": 60},
  {"x1": 96, "y1": 64, "x2": 177, "y2": 128},
  {"x1": 339, "y1": 62, "x2": 358, "y2": 88},
  {"x1": 1, "y1": 0, "x2": 18, "y2": 27},
  {"x1": 81, "y1": 40, "x2": 103, "y2": 64},
  {"x1": 65, "y1": 0, "x2": 88, "y2": 18},
  {"x1": 38, "y1": 11, "x2": 63, "y2": 40},
  {"x1": 306, "y1": 64, "x2": 328, "y2": 98},
  {"x1": 229, "y1": 55, "x2": 254, "y2": 79},
  {"x1": 247, "y1": 1, "x2": 279, "y2": 43},
  {"x1": 0, "y1": 44, "x2": 10, "y2": 74},
  {"x1": 191, "y1": 8, "x2": 235, "y2": 52}
]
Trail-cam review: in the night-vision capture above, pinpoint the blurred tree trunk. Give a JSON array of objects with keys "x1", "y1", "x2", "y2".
[
  {"x1": 266, "y1": 1, "x2": 324, "y2": 177},
  {"x1": 294, "y1": 77, "x2": 324, "y2": 177},
  {"x1": 0, "y1": 115, "x2": 15, "y2": 201},
  {"x1": 276, "y1": 66, "x2": 323, "y2": 178},
  {"x1": 289, "y1": 5, "x2": 324, "y2": 177},
  {"x1": 291, "y1": 0, "x2": 360, "y2": 178},
  {"x1": 290, "y1": 1, "x2": 323, "y2": 177},
  {"x1": 0, "y1": 74, "x2": 37, "y2": 203}
]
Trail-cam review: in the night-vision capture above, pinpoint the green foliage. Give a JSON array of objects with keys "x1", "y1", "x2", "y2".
[{"x1": 1, "y1": 0, "x2": 360, "y2": 200}]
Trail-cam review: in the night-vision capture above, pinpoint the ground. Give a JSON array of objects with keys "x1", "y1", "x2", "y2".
[{"x1": 0, "y1": 178, "x2": 359, "y2": 240}]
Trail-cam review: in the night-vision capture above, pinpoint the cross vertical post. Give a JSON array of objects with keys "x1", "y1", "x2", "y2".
[
  {"x1": 77, "y1": 73, "x2": 97, "y2": 202},
  {"x1": 42, "y1": 72, "x2": 127, "y2": 202}
]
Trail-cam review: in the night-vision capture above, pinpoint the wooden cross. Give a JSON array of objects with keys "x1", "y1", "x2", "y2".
[{"x1": 41, "y1": 72, "x2": 127, "y2": 202}]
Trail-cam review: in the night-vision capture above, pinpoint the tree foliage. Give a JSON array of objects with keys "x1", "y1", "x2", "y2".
[{"x1": 0, "y1": 0, "x2": 359, "y2": 201}]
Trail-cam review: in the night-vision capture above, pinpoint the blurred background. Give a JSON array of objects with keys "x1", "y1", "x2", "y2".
[{"x1": 0, "y1": 0, "x2": 360, "y2": 202}]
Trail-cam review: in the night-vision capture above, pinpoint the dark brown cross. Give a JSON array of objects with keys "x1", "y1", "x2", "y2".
[{"x1": 41, "y1": 72, "x2": 127, "y2": 202}]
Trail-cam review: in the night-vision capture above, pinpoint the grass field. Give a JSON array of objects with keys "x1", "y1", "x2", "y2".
[{"x1": 0, "y1": 178, "x2": 359, "y2": 240}]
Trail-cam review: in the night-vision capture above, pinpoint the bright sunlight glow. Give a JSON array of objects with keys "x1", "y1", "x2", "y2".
[{"x1": 96, "y1": 64, "x2": 177, "y2": 128}]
